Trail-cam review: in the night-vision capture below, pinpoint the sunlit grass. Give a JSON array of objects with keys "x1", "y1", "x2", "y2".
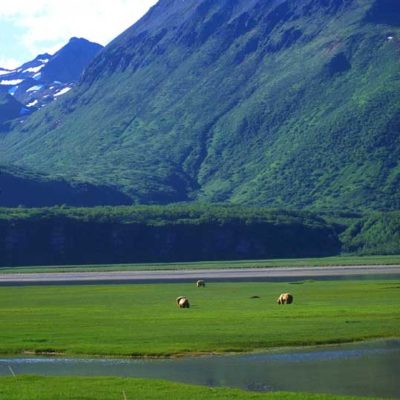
[
  {"x1": 0, "y1": 376, "x2": 380, "y2": 400},
  {"x1": 0, "y1": 280, "x2": 398, "y2": 357}
]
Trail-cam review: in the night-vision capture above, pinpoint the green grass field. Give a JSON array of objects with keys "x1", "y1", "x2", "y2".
[
  {"x1": 0, "y1": 280, "x2": 399, "y2": 357},
  {"x1": 1, "y1": 255, "x2": 400, "y2": 274},
  {"x1": 0, "y1": 376, "x2": 379, "y2": 400}
]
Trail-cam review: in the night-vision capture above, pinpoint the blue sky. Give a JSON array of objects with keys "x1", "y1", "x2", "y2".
[{"x1": 0, "y1": 0, "x2": 158, "y2": 69}]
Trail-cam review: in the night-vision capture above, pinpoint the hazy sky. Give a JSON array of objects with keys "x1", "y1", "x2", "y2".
[{"x1": 0, "y1": 0, "x2": 158, "y2": 69}]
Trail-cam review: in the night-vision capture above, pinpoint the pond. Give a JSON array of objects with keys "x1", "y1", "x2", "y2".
[{"x1": 1, "y1": 340, "x2": 399, "y2": 398}]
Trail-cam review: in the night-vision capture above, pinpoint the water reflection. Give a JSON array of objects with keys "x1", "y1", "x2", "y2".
[{"x1": 1, "y1": 340, "x2": 399, "y2": 398}]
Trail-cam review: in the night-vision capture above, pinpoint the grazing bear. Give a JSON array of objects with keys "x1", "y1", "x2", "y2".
[
  {"x1": 176, "y1": 296, "x2": 190, "y2": 308},
  {"x1": 196, "y1": 279, "x2": 206, "y2": 287},
  {"x1": 277, "y1": 293, "x2": 293, "y2": 304}
]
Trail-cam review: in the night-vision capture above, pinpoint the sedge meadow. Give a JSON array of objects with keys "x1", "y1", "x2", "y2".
[{"x1": 0, "y1": 277, "x2": 399, "y2": 399}]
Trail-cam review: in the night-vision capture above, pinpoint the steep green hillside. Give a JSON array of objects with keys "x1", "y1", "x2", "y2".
[
  {"x1": 342, "y1": 211, "x2": 400, "y2": 254},
  {"x1": 1, "y1": 0, "x2": 399, "y2": 209}
]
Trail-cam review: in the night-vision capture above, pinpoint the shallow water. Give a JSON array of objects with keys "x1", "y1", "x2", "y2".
[{"x1": 1, "y1": 340, "x2": 399, "y2": 398}]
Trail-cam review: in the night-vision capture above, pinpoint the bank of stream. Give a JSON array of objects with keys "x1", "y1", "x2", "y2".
[{"x1": 1, "y1": 340, "x2": 399, "y2": 398}]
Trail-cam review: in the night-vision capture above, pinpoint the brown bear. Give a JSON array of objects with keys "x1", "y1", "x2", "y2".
[
  {"x1": 196, "y1": 279, "x2": 206, "y2": 287},
  {"x1": 277, "y1": 293, "x2": 293, "y2": 304},
  {"x1": 176, "y1": 296, "x2": 190, "y2": 308}
]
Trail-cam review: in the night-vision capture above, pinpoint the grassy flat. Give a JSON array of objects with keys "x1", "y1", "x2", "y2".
[
  {"x1": 0, "y1": 376, "x2": 379, "y2": 400},
  {"x1": 0, "y1": 280, "x2": 399, "y2": 357},
  {"x1": 1, "y1": 255, "x2": 400, "y2": 274}
]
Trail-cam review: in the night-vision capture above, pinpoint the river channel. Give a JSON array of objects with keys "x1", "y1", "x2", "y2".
[{"x1": 1, "y1": 340, "x2": 399, "y2": 398}]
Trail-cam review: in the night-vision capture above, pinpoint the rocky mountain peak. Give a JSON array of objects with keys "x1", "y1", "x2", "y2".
[{"x1": 0, "y1": 38, "x2": 103, "y2": 126}]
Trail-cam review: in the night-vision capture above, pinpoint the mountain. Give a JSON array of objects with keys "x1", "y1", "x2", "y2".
[
  {"x1": 0, "y1": 38, "x2": 103, "y2": 122},
  {"x1": 39, "y1": 37, "x2": 104, "y2": 83},
  {"x1": 1, "y1": 0, "x2": 400, "y2": 210}
]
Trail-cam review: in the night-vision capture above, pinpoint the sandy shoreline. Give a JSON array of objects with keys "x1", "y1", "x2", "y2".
[{"x1": 0, "y1": 265, "x2": 399, "y2": 285}]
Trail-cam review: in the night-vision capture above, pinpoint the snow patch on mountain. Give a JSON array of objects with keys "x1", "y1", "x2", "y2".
[
  {"x1": 26, "y1": 85, "x2": 43, "y2": 92},
  {"x1": 26, "y1": 99, "x2": 39, "y2": 107},
  {"x1": 54, "y1": 87, "x2": 72, "y2": 97},
  {"x1": 1, "y1": 79, "x2": 23, "y2": 85},
  {"x1": 23, "y1": 64, "x2": 45, "y2": 74}
]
